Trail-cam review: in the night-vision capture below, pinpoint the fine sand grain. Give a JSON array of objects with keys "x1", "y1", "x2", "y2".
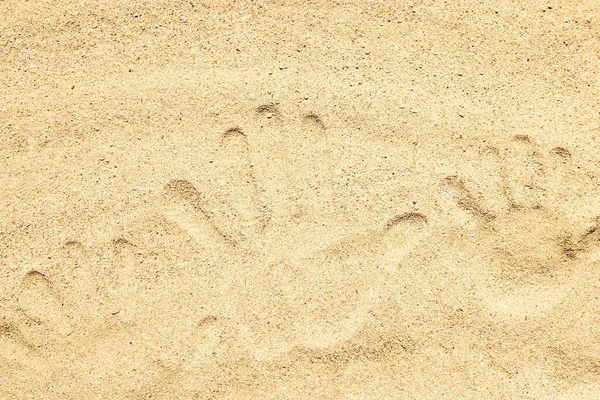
[{"x1": 2, "y1": 0, "x2": 600, "y2": 398}]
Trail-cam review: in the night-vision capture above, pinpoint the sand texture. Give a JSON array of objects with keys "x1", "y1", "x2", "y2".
[{"x1": 2, "y1": 0, "x2": 600, "y2": 398}]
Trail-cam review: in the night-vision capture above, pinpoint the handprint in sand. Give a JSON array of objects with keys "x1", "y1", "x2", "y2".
[
  {"x1": 441, "y1": 134, "x2": 600, "y2": 388},
  {"x1": 158, "y1": 103, "x2": 430, "y2": 360},
  {"x1": 442, "y1": 134, "x2": 600, "y2": 280}
]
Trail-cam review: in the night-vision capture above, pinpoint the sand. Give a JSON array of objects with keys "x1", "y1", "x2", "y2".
[{"x1": 1, "y1": 0, "x2": 600, "y2": 398}]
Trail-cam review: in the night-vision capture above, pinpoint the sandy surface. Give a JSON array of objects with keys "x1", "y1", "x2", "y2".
[{"x1": 2, "y1": 0, "x2": 600, "y2": 398}]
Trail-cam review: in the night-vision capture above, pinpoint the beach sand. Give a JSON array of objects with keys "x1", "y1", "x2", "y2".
[{"x1": 2, "y1": 0, "x2": 600, "y2": 398}]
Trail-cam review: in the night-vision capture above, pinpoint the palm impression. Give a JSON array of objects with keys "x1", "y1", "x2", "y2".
[
  {"x1": 159, "y1": 103, "x2": 430, "y2": 356},
  {"x1": 442, "y1": 134, "x2": 600, "y2": 280},
  {"x1": 441, "y1": 134, "x2": 600, "y2": 388},
  {"x1": 1, "y1": 241, "x2": 179, "y2": 398}
]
